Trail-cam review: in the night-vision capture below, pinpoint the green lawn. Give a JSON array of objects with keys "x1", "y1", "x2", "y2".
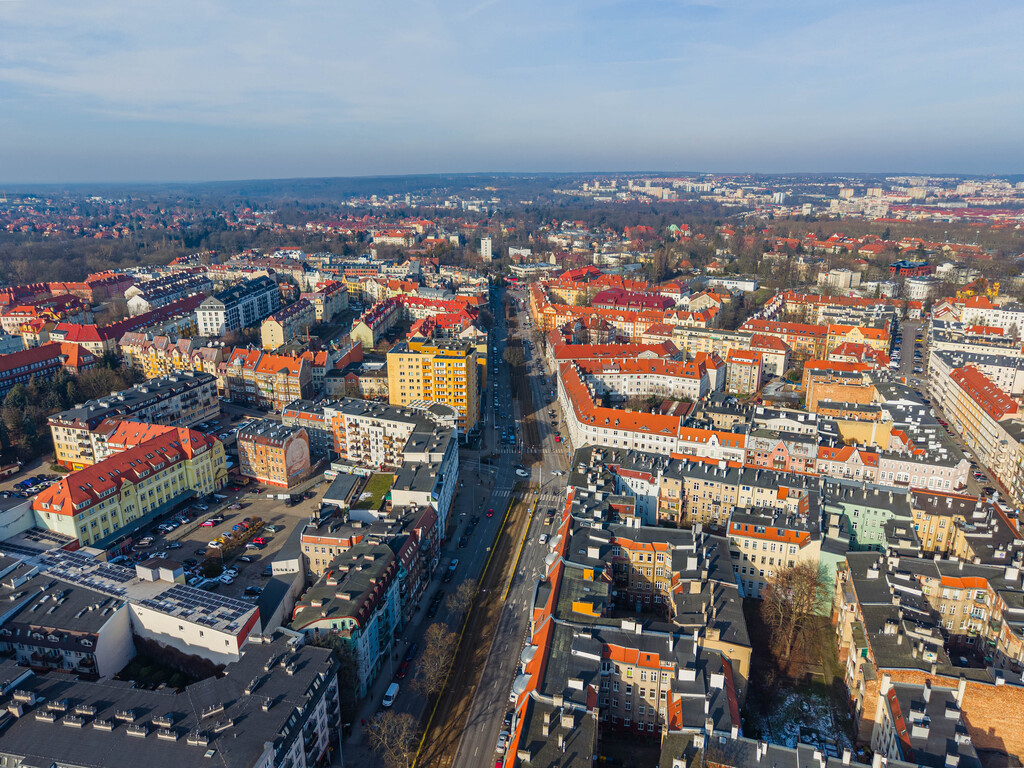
[{"x1": 354, "y1": 472, "x2": 394, "y2": 509}]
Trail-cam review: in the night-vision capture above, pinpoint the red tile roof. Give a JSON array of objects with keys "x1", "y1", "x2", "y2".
[{"x1": 950, "y1": 365, "x2": 1019, "y2": 420}]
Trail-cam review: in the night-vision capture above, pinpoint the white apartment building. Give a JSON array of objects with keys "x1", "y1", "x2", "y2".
[{"x1": 197, "y1": 276, "x2": 281, "y2": 337}]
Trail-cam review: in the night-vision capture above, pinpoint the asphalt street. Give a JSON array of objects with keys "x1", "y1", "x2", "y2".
[
  {"x1": 338, "y1": 290, "x2": 524, "y2": 767},
  {"x1": 450, "y1": 290, "x2": 572, "y2": 768}
]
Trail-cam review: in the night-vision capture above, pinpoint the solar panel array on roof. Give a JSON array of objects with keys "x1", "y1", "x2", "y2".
[{"x1": 160, "y1": 584, "x2": 253, "y2": 626}]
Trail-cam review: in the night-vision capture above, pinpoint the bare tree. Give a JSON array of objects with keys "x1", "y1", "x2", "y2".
[
  {"x1": 413, "y1": 622, "x2": 457, "y2": 697},
  {"x1": 760, "y1": 562, "x2": 832, "y2": 664},
  {"x1": 503, "y1": 346, "x2": 525, "y2": 368},
  {"x1": 445, "y1": 578, "x2": 476, "y2": 615},
  {"x1": 365, "y1": 711, "x2": 418, "y2": 768}
]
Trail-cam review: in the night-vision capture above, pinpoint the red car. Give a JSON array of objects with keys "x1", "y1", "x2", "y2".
[
  {"x1": 396, "y1": 660, "x2": 410, "y2": 679},
  {"x1": 554, "y1": 436, "x2": 561, "y2": 442},
  {"x1": 486, "y1": 509, "x2": 494, "y2": 518},
  {"x1": 252, "y1": 536, "x2": 267, "y2": 545}
]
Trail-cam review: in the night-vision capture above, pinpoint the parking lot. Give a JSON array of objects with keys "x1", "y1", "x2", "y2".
[{"x1": 119, "y1": 480, "x2": 329, "y2": 603}]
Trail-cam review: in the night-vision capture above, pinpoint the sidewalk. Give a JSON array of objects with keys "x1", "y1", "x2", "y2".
[{"x1": 335, "y1": 459, "x2": 498, "y2": 767}]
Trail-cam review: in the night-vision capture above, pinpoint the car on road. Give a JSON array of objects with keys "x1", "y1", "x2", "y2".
[
  {"x1": 514, "y1": 468, "x2": 530, "y2": 478},
  {"x1": 496, "y1": 730, "x2": 510, "y2": 753},
  {"x1": 554, "y1": 436, "x2": 561, "y2": 442},
  {"x1": 538, "y1": 533, "x2": 548, "y2": 544},
  {"x1": 486, "y1": 508, "x2": 494, "y2": 518},
  {"x1": 382, "y1": 682, "x2": 399, "y2": 708},
  {"x1": 396, "y1": 660, "x2": 410, "y2": 679}
]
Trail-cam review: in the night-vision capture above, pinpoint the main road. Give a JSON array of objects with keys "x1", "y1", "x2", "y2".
[
  {"x1": 339, "y1": 289, "x2": 526, "y2": 767},
  {"x1": 450, "y1": 289, "x2": 572, "y2": 768}
]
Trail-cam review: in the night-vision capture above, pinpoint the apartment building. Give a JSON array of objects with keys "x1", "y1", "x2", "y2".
[
  {"x1": 833, "y1": 551, "x2": 1024, "y2": 760},
  {"x1": 503, "y1": 503, "x2": 750, "y2": 763},
  {"x1": 33, "y1": 429, "x2": 226, "y2": 548},
  {"x1": 261, "y1": 297, "x2": 316, "y2": 349},
  {"x1": 749, "y1": 332, "x2": 791, "y2": 377},
  {"x1": 124, "y1": 272, "x2": 212, "y2": 315},
  {"x1": 282, "y1": 399, "x2": 335, "y2": 457},
  {"x1": 871, "y1": 678, "x2": 980, "y2": 768},
  {"x1": 387, "y1": 338, "x2": 479, "y2": 431},
  {"x1": 959, "y1": 295, "x2": 1024, "y2": 332},
  {"x1": 658, "y1": 461, "x2": 817, "y2": 530},
  {"x1": 727, "y1": 504, "x2": 823, "y2": 599},
  {"x1": 0, "y1": 628, "x2": 339, "y2": 768},
  {"x1": 350, "y1": 296, "x2": 402, "y2": 348},
  {"x1": 236, "y1": 420, "x2": 312, "y2": 489},
  {"x1": 936, "y1": 365, "x2": 1019, "y2": 469},
  {"x1": 929, "y1": 349, "x2": 1024, "y2": 398},
  {"x1": 290, "y1": 543, "x2": 401, "y2": 698},
  {"x1": 300, "y1": 279, "x2": 348, "y2": 323},
  {"x1": 48, "y1": 271, "x2": 136, "y2": 304},
  {"x1": 118, "y1": 333, "x2": 225, "y2": 379},
  {"x1": 323, "y1": 399, "x2": 426, "y2": 470},
  {"x1": 197, "y1": 276, "x2": 281, "y2": 337},
  {"x1": 0, "y1": 342, "x2": 98, "y2": 398},
  {"x1": 743, "y1": 428, "x2": 817, "y2": 473},
  {"x1": 49, "y1": 371, "x2": 219, "y2": 469},
  {"x1": 579, "y1": 357, "x2": 713, "y2": 403},
  {"x1": 0, "y1": 560, "x2": 133, "y2": 677},
  {"x1": 740, "y1": 319, "x2": 829, "y2": 357},
  {"x1": 220, "y1": 348, "x2": 314, "y2": 411},
  {"x1": 725, "y1": 349, "x2": 762, "y2": 395},
  {"x1": 821, "y1": 483, "x2": 912, "y2": 551},
  {"x1": 0, "y1": 293, "x2": 91, "y2": 334}
]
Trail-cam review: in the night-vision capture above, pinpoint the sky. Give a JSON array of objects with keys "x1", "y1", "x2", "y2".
[{"x1": 1, "y1": 0, "x2": 1022, "y2": 183}]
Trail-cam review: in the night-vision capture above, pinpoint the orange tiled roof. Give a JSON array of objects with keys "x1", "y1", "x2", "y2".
[{"x1": 950, "y1": 365, "x2": 1019, "y2": 420}]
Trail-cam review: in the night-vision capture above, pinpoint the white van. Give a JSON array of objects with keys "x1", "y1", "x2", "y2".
[{"x1": 382, "y1": 682, "x2": 399, "y2": 708}]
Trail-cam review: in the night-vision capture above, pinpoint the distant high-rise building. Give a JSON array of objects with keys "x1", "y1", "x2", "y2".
[{"x1": 480, "y1": 236, "x2": 492, "y2": 262}]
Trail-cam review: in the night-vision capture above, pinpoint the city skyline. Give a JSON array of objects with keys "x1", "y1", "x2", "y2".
[{"x1": 2, "y1": 0, "x2": 1023, "y2": 183}]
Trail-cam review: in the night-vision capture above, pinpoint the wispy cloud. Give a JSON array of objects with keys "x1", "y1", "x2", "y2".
[{"x1": 0, "y1": 0, "x2": 1022, "y2": 181}]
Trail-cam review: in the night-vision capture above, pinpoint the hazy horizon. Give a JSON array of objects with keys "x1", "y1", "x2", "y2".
[{"x1": 2, "y1": 0, "x2": 1022, "y2": 184}]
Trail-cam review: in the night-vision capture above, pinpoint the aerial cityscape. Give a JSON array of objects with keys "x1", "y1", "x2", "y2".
[{"x1": 2, "y1": 2, "x2": 1024, "y2": 768}]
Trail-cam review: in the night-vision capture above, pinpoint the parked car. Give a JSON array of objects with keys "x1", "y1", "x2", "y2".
[
  {"x1": 396, "y1": 661, "x2": 410, "y2": 679},
  {"x1": 245, "y1": 542, "x2": 265, "y2": 550},
  {"x1": 264, "y1": 524, "x2": 282, "y2": 533},
  {"x1": 219, "y1": 574, "x2": 234, "y2": 585},
  {"x1": 238, "y1": 555, "x2": 255, "y2": 563}
]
